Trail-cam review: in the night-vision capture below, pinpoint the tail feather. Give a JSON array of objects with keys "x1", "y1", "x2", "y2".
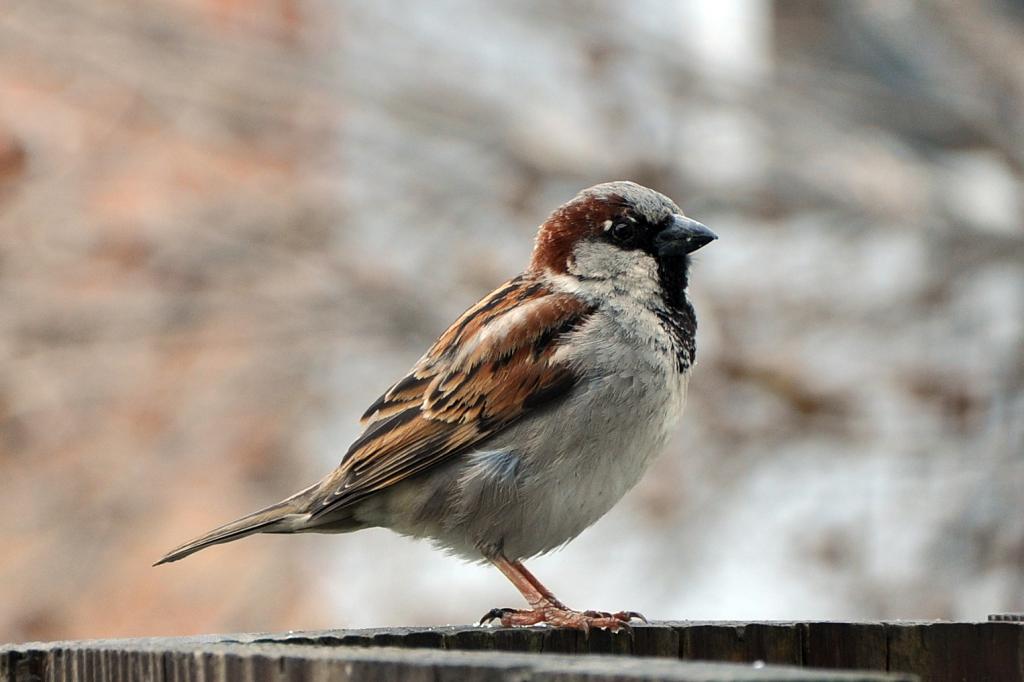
[{"x1": 154, "y1": 493, "x2": 312, "y2": 566}]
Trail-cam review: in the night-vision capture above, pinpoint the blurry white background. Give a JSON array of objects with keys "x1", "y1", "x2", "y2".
[{"x1": 1, "y1": 0, "x2": 1022, "y2": 640}]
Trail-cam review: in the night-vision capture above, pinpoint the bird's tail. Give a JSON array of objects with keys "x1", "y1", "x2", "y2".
[{"x1": 154, "y1": 486, "x2": 316, "y2": 566}]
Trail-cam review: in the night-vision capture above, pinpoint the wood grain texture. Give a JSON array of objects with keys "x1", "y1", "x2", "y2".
[
  {"x1": 0, "y1": 639, "x2": 914, "y2": 682},
  {"x1": 241, "y1": 620, "x2": 1017, "y2": 680},
  {"x1": 6, "y1": 620, "x2": 1019, "y2": 681}
]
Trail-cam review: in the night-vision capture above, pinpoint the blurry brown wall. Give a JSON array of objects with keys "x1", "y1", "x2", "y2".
[{"x1": 0, "y1": 0, "x2": 346, "y2": 639}]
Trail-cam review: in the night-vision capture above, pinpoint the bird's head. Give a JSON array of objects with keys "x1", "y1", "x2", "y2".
[{"x1": 530, "y1": 181, "x2": 716, "y2": 303}]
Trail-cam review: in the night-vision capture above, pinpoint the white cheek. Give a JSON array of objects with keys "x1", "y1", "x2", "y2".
[
  {"x1": 623, "y1": 252, "x2": 659, "y2": 282},
  {"x1": 569, "y1": 240, "x2": 659, "y2": 288}
]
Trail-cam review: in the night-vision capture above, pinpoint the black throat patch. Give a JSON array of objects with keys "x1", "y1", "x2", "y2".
[{"x1": 656, "y1": 255, "x2": 698, "y2": 372}]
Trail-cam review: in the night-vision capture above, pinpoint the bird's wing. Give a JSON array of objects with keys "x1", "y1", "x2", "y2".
[{"x1": 308, "y1": 275, "x2": 595, "y2": 518}]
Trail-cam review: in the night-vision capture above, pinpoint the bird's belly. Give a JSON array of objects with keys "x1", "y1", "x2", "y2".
[
  {"x1": 367, "y1": 331, "x2": 689, "y2": 561},
  {"x1": 495, "y1": 372, "x2": 685, "y2": 558},
  {"x1": 425, "y1": 360, "x2": 688, "y2": 557}
]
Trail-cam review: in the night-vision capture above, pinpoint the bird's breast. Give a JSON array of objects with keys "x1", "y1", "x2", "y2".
[{"x1": 474, "y1": 305, "x2": 690, "y2": 558}]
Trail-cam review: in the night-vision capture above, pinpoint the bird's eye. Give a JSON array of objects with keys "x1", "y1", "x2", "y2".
[{"x1": 610, "y1": 222, "x2": 637, "y2": 244}]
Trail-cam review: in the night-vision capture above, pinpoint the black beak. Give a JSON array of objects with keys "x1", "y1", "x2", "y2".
[{"x1": 654, "y1": 215, "x2": 718, "y2": 256}]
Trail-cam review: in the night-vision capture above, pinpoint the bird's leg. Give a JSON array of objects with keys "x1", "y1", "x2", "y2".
[
  {"x1": 479, "y1": 556, "x2": 643, "y2": 631},
  {"x1": 507, "y1": 559, "x2": 568, "y2": 609}
]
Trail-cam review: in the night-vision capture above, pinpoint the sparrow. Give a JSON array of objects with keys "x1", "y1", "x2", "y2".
[{"x1": 156, "y1": 181, "x2": 717, "y2": 631}]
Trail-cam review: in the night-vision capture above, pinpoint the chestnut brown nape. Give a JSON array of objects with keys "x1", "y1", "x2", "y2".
[{"x1": 530, "y1": 193, "x2": 625, "y2": 273}]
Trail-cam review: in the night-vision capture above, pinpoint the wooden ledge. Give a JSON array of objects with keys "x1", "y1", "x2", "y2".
[
  {"x1": 5, "y1": 620, "x2": 1022, "y2": 681},
  {"x1": 1, "y1": 637, "x2": 912, "y2": 682}
]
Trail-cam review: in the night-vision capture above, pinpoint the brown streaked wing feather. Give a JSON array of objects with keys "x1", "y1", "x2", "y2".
[
  {"x1": 311, "y1": 277, "x2": 594, "y2": 517},
  {"x1": 359, "y1": 275, "x2": 531, "y2": 427}
]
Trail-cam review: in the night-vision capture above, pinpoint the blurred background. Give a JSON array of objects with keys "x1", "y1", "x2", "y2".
[{"x1": 1, "y1": 0, "x2": 1023, "y2": 642}]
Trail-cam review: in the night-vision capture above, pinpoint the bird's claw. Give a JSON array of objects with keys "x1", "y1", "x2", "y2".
[
  {"x1": 583, "y1": 609, "x2": 647, "y2": 623},
  {"x1": 479, "y1": 607, "x2": 516, "y2": 625},
  {"x1": 479, "y1": 605, "x2": 638, "y2": 631}
]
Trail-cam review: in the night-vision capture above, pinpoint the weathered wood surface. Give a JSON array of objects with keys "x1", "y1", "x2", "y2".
[
  {"x1": 0, "y1": 638, "x2": 913, "y2": 682},
  {"x1": 251, "y1": 620, "x2": 1023, "y2": 680},
  {"x1": 4, "y1": 620, "x2": 1020, "y2": 681}
]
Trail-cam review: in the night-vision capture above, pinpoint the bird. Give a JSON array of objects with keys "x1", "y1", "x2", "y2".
[{"x1": 156, "y1": 181, "x2": 717, "y2": 631}]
